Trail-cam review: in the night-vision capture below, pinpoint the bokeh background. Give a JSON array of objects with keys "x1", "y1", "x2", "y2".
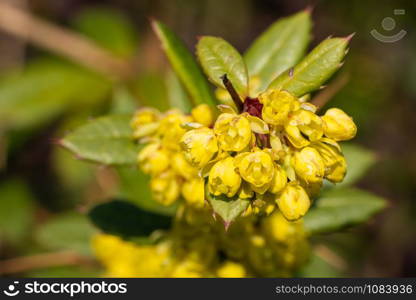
[{"x1": 0, "y1": 0, "x2": 415, "y2": 277}]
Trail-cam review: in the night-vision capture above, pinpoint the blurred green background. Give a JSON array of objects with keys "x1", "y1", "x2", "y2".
[{"x1": 0, "y1": 0, "x2": 415, "y2": 277}]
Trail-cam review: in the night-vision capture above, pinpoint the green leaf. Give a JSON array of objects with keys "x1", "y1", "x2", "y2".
[
  {"x1": 61, "y1": 115, "x2": 138, "y2": 165},
  {"x1": 304, "y1": 188, "x2": 387, "y2": 235},
  {"x1": 117, "y1": 167, "x2": 178, "y2": 216},
  {"x1": 36, "y1": 212, "x2": 96, "y2": 255},
  {"x1": 165, "y1": 70, "x2": 193, "y2": 113},
  {"x1": 0, "y1": 179, "x2": 35, "y2": 244},
  {"x1": 206, "y1": 192, "x2": 250, "y2": 225},
  {"x1": 245, "y1": 11, "x2": 312, "y2": 93},
  {"x1": 298, "y1": 253, "x2": 342, "y2": 277},
  {"x1": 152, "y1": 20, "x2": 216, "y2": 106},
  {"x1": 197, "y1": 36, "x2": 248, "y2": 98},
  {"x1": 110, "y1": 86, "x2": 138, "y2": 114},
  {"x1": 27, "y1": 266, "x2": 100, "y2": 278},
  {"x1": 339, "y1": 143, "x2": 377, "y2": 187},
  {"x1": 88, "y1": 200, "x2": 171, "y2": 238},
  {"x1": 72, "y1": 6, "x2": 138, "y2": 57},
  {"x1": 0, "y1": 59, "x2": 111, "y2": 131},
  {"x1": 268, "y1": 37, "x2": 350, "y2": 97}
]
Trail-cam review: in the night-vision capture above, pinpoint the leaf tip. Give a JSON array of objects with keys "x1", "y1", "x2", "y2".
[
  {"x1": 304, "y1": 4, "x2": 314, "y2": 14},
  {"x1": 344, "y1": 32, "x2": 356, "y2": 42},
  {"x1": 224, "y1": 221, "x2": 232, "y2": 231}
]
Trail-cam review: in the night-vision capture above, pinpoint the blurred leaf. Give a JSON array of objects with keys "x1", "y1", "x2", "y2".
[
  {"x1": 197, "y1": 36, "x2": 248, "y2": 98},
  {"x1": 110, "y1": 86, "x2": 138, "y2": 114},
  {"x1": 132, "y1": 72, "x2": 169, "y2": 110},
  {"x1": 88, "y1": 200, "x2": 171, "y2": 238},
  {"x1": 298, "y1": 253, "x2": 342, "y2": 277},
  {"x1": 61, "y1": 115, "x2": 138, "y2": 165},
  {"x1": 244, "y1": 11, "x2": 311, "y2": 93},
  {"x1": 0, "y1": 179, "x2": 35, "y2": 244},
  {"x1": 304, "y1": 188, "x2": 387, "y2": 235},
  {"x1": 165, "y1": 70, "x2": 192, "y2": 113},
  {"x1": 72, "y1": 6, "x2": 138, "y2": 57},
  {"x1": 152, "y1": 20, "x2": 216, "y2": 107},
  {"x1": 268, "y1": 37, "x2": 350, "y2": 97},
  {"x1": 117, "y1": 167, "x2": 178, "y2": 216},
  {"x1": 36, "y1": 212, "x2": 96, "y2": 255},
  {"x1": 0, "y1": 59, "x2": 111, "y2": 131},
  {"x1": 206, "y1": 192, "x2": 250, "y2": 225},
  {"x1": 339, "y1": 143, "x2": 377, "y2": 187},
  {"x1": 27, "y1": 266, "x2": 100, "y2": 278}
]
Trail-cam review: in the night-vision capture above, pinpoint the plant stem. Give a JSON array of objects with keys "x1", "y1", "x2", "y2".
[{"x1": 221, "y1": 74, "x2": 243, "y2": 112}]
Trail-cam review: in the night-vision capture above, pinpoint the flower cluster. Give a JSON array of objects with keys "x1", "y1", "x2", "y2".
[
  {"x1": 181, "y1": 89, "x2": 356, "y2": 221},
  {"x1": 131, "y1": 105, "x2": 214, "y2": 207},
  {"x1": 92, "y1": 208, "x2": 308, "y2": 277}
]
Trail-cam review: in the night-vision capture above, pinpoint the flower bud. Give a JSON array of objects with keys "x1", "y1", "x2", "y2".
[
  {"x1": 292, "y1": 147, "x2": 325, "y2": 183},
  {"x1": 326, "y1": 156, "x2": 347, "y2": 183},
  {"x1": 191, "y1": 104, "x2": 214, "y2": 127},
  {"x1": 259, "y1": 89, "x2": 300, "y2": 125},
  {"x1": 150, "y1": 171, "x2": 181, "y2": 205},
  {"x1": 276, "y1": 183, "x2": 310, "y2": 221},
  {"x1": 312, "y1": 139, "x2": 347, "y2": 183},
  {"x1": 322, "y1": 108, "x2": 357, "y2": 141},
  {"x1": 269, "y1": 164, "x2": 287, "y2": 194},
  {"x1": 171, "y1": 153, "x2": 198, "y2": 179},
  {"x1": 235, "y1": 149, "x2": 275, "y2": 194},
  {"x1": 181, "y1": 127, "x2": 218, "y2": 168},
  {"x1": 158, "y1": 110, "x2": 192, "y2": 150},
  {"x1": 262, "y1": 212, "x2": 304, "y2": 243},
  {"x1": 209, "y1": 157, "x2": 241, "y2": 197},
  {"x1": 131, "y1": 108, "x2": 160, "y2": 138},
  {"x1": 182, "y1": 178, "x2": 205, "y2": 207},
  {"x1": 137, "y1": 143, "x2": 170, "y2": 175},
  {"x1": 288, "y1": 109, "x2": 323, "y2": 142},
  {"x1": 214, "y1": 113, "x2": 252, "y2": 152}
]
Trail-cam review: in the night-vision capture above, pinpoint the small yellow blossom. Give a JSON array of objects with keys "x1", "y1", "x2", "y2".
[
  {"x1": 276, "y1": 183, "x2": 310, "y2": 221},
  {"x1": 191, "y1": 104, "x2": 214, "y2": 127},
  {"x1": 269, "y1": 164, "x2": 287, "y2": 194},
  {"x1": 181, "y1": 127, "x2": 218, "y2": 168},
  {"x1": 150, "y1": 171, "x2": 181, "y2": 205},
  {"x1": 171, "y1": 153, "x2": 198, "y2": 180},
  {"x1": 209, "y1": 157, "x2": 241, "y2": 197},
  {"x1": 259, "y1": 89, "x2": 300, "y2": 125},
  {"x1": 312, "y1": 139, "x2": 347, "y2": 183},
  {"x1": 214, "y1": 113, "x2": 252, "y2": 152},
  {"x1": 217, "y1": 261, "x2": 247, "y2": 278},
  {"x1": 262, "y1": 211, "x2": 304, "y2": 243},
  {"x1": 137, "y1": 143, "x2": 170, "y2": 175},
  {"x1": 131, "y1": 108, "x2": 160, "y2": 138},
  {"x1": 292, "y1": 147, "x2": 325, "y2": 183},
  {"x1": 322, "y1": 108, "x2": 357, "y2": 141},
  {"x1": 235, "y1": 149, "x2": 275, "y2": 194},
  {"x1": 158, "y1": 110, "x2": 192, "y2": 150},
  {"x1": 182, "y1": 178, "x2": 205, "y2": 207}
]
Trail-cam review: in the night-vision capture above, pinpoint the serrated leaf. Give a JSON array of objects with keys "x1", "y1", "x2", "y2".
[
  {"x1": 88, "y1": 200, "x2": 171, "y2": 238},
  {"x1": 268, "y1": 37, "x2": 350, "y2": 97},
  {"x1": 61, "y1": 115, "x2": 138, "y2": 165},
  {"x1": 245, "y1": 11, "x2": 312, "y2": 93},
  {"x1": 36, "y1": 212, "x2": 96, "y2": 255},
  {"x1": 206, "y1": 192, "x2": 250, "y2": 224},
  {"x1": 117, "y1": 167, "x2": 178, "y2": 216},
  {"x1": 152, "y1": 20, "x2": 216, "y2": 106},
  {"x1": 304, "y1": 188, "x2": 387, "y2": 235},
  {"x1": 197, "y1": 36, "x2": 248, "y2": 98}
]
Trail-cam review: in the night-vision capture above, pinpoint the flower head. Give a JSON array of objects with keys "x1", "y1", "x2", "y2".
[
  {"x1": 209, "y1": 157, "x2": 241, "y2": 197},
  {"x1": 137, "y1": 143, "x2": 170, "y2": 175},
  {"x1": 191, "y1": 104, "x2": 214, "y2": 127},
  {"x1": 214, "y1": 113, "x2": 252, "y2": 152},
  {"x1": 276, "y1": 183, "x2": 310, "y2": 221},
  {"x1": 150, "y1": 171, "x2": 181, "y2": 206},
  {"x1": 181, "y1": 127, "x2": 218, "y2": 168},
  {"x1": 259, "y1": 89, "x2": 300, "y2": 125},
  {"x1": 292, "y1": 147, "x2": 325, "y2": 183},
  {"x1": 322, "y1": 108, "x2": 357, "y2": 141}
]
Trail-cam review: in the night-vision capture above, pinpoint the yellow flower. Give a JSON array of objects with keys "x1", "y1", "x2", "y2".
[
  {"x1": 131, "y1": 108, "x2": 160, "y2": 138},
  {"x1": 181, "y1": 127, "x2": 218, "y2": 168},
  {"x1": 269, "y1": 164, "x2": 287, "y2": 194},
  {"x1": 235, "y1": 149, "x2": 275, "y2": 194},
  {"x1": 322, "y1": 108, "x2": 357, "y2": 141},
  {"x1": 312, "y1": 139, "x2": 347, "y2": 183},
  {"x1": 262, "y1": 212, "x2": 304, "y2": 243},
  {"x1": 137, "y1": 143, "x2": 170, "y2": 175},
  {"x1": 150, "y1": 171, "x2": 181, "y2": 205},
  {"x1": 217, "y1": 261, "x2": 246, "y2": 278},
  {"x1": 214, "y1": 113, "x2": 252, "y2": 152},
  {"x1": 259, "y1": 89, "x2": 300, "y2": 125},
  {"x1": 182, "y1": 178, "x2": 205, "y2": 207},
  {"x1": 285, "y1": 109, "x2": 323, "y2": 148},
  {"x1": 171, "y1": 153, "x2": 198, "y2": 180},
  {"x1": 292, "y1": 147, "x2": 325, "y2": 183},
  {"x1": 276, "y1": 183, "x2": 310, "y2": 221},
  {"x1": 158, "y1": 110, "x2": 192, "y2": 150},
  {"x1": 209, "y1": 157, "x2": 241, "y2": 197},
  {"x1": 191, "y1": 104, "x2": 214, "y2": 127}
]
